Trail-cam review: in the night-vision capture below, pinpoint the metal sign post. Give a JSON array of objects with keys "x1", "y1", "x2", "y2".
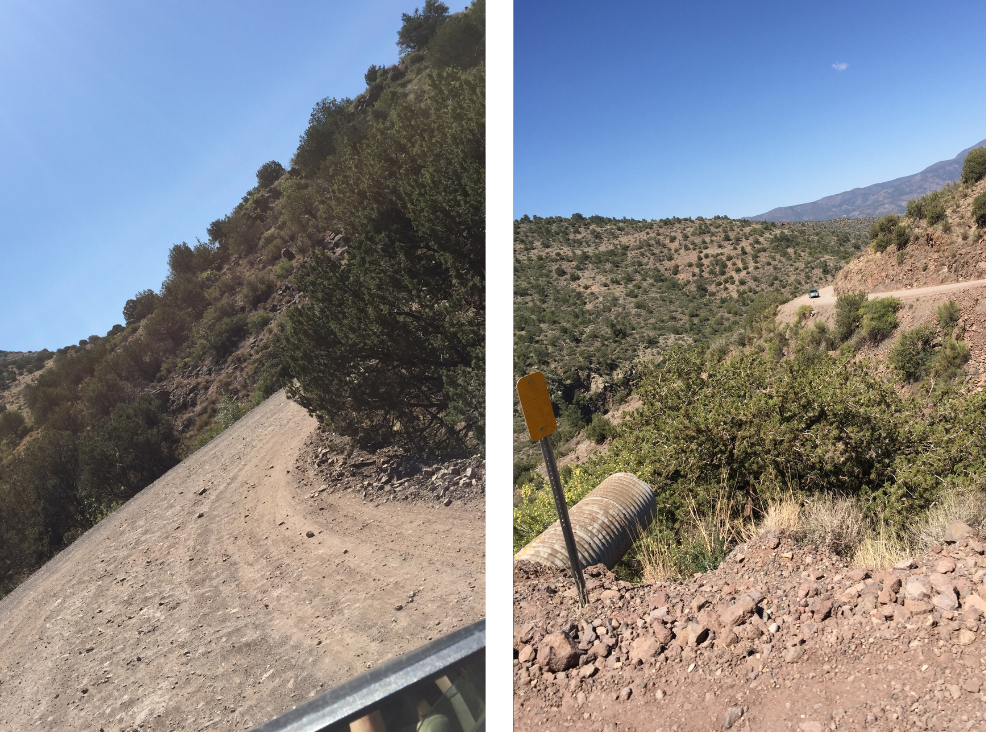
[{"x1": 517, "y1": 372, "x2": 588, "y2": 607}]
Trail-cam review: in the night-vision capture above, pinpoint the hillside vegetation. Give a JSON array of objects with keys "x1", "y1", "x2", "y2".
[
  {"x1": 513, "y1": 214, "x2": 870, "y2": 487},
  {"x1": 514, "y1": 145, "x2": 986, "y2": 582},
  {"x1": 0, "y1": 0, "x2": 484, "y2": 598},
  {"x1": 835, "y1": 146, "x2": 986, "y2": 295}
]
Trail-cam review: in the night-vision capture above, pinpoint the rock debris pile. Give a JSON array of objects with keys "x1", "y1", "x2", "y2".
[
  {"x1": 297, "y1": 431, "x2": 484, "y2": 507},
  {"x1": 514, "y1": 520, "x2": 986, "y2": 731}
]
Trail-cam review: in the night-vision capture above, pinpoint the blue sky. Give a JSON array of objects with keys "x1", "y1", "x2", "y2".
[
  {"x1": 0, "y1": 0, "x2": 467, "y2": 352},
  {"x1": 514, "y1": 0, "x2": 986, "y2": 221}
]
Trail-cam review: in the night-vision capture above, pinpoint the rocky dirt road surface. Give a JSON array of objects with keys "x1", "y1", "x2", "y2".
[
  {"x1": 514, "y1": 525, "x2": 986, "y2": 731},
  {"x1": 0, "y1": 391, "x2": 484, "y2": 731},
  {"x1": 779, "y1": 278, "x2": 986, "y2": 318}
]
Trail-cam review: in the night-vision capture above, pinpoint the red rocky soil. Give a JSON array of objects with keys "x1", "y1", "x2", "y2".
[
  {"x1": 514, "y1": 523, "x2": 986, "y2": 731},
  {"x1": 0, "y1": 392, "x2": 484, "y2": 731}
]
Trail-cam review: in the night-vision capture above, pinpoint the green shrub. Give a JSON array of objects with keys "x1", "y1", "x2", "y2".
[
  {"x1": 217, "y1": 394, "x2": 247, "y2": 429},
  {"x1": 858, "y1": 297, "x2": 901, "y2": 344},
  {"x1": 962, "y1": 147, "x2": 986, "y2": 185},
  {"x1": 428, "y1": 0, "x2": 484, "y2": 69},
  {"x1": 188, "y1": 422, "x2": 224, "y2": 453},
  {"x1": 584, "y1": 413, "x2": 614, "y2": 444},
  {"x1": 926, "y1": 198, "x2": 947, "y2": 226},
  {"x1": 834, "y1": 291, "x2": 867, "y2": 343},
  {"x1": 0, "y1": 409, "x2": 27, "y2": 443},
  {"x1": 888, "y1": 324, "x2": 936, "y2": 381},
  {"x1": 930, "y1": 338, "x2": 970, "y2": 382},
  {"x1": 937, "y1": 300, "x2": 961, "y2": 335},
  {"x1": 396, "y1": 0, "x2": 450, "y2": 55},
  {"x1": 247, "y1": 310, "x2": 272, "y2": 335},
  {"x1": 241, "y1": 272, "x2": 274, "y2": 308},
  {"x1": 256, "y1": 160, "x2": 286, "y2": 188},
  {"x1": 869, "y1": 214, "x2": 908, "y2": 252},
  {"x1": 973, "y1": 192, "x2": 986, "y2": 229},
  {"x1": 285, "y1": 67, "x2": 484, "y2": 454},
  {"x1": 201, "y1": 314, "x2": 248, "y2": 361},
  {"x1": 122, "y1": 289, "x2": 160, "y2": 325},
  {"x1": 77, "y1": 397, "x2": 178, "y2": 523},
  {"x1": 514, "y1": 348, "x2": 986, "y2": 569}
]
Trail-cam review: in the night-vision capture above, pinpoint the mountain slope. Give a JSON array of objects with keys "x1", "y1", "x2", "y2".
[
  {"x1": 0, "y1": 391, "x2": 484, "y2": 731},
  {"x1": 748, "y1": 138, "x2": 986, "y2": 222},
  {"x1": 0, "y1": 0, "x2": 485, "y2": 599}
]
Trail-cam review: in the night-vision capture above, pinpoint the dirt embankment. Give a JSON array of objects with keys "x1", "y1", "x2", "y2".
[
  {"x1": 514, "y1": 527, "x2": 986, "y2": 731},
  {"x1": 778, "y1": 279, "x2": 986, "y2": 389},
  {"x1": 833, "y1": 177, "x2": 986, "y2": 297},
  {"x1": 0, "y1": 391, "x2": 484, "y2": 731}
]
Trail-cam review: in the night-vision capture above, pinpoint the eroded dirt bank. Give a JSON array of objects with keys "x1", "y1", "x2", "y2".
[{"x1": 0, "y1": 391, "x2": 484, "y2": 731}]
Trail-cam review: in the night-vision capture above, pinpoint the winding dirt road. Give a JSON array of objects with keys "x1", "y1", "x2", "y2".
[
  {"x1": 778, "y1": 278, "x2": 986, "y2": 320},
  {"x1": 0, "y1": 392, "x2": 484, "y2": 731}
]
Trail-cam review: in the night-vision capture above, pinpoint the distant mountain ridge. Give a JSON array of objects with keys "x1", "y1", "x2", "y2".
[{"x1": 747, "y1": 138, "x2": 986, "y2": 222}]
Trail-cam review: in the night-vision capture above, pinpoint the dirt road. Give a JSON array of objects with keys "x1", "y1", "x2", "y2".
[
  {"x1": 779, "y1": 278, "x2": 986, "y2": 319},
  {"x1": 0, "y1": 392, "x2": 484, "y2": 731}
]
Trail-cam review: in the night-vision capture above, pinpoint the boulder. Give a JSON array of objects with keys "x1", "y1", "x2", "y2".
[
  {"x1": 904, "y1": 599, "x2": 933, "y2": 615},
  {"x1": 962, "y1": 593, "x2": 986, "y2": 614},
  {"x1": 956, "y1": 629, "x2": 977, "y2": 646},
  {"x1": 875, "y1": 572, "x2": 902, "y2": 593},
  {"x1": 651, "y1": 623, "x2": 673, "y2": 646},
  {"x1": 783, "y1": 645, "x2": 804, "y2": 663},
  {"x1": 719, "y1": 594, "x2": 758, "y2": 628},
  {"x1": 723, "y1": 706, "x2": 745, "y2": 729},
  {"x1": 628, "y1": 637, "x2": 663, "y2": 664},
  {"x1": 928, "y1": 573, "x2": 956, "y2": 596},
  {"x1": 904, "y1": 577, "x2": 931, "y2": 602},
  {"x1": 682, "y1": 622, "x2": 710, "y2": 647},
  {"x1": 944, "y1": 520, "x2": 976, "y2": 543},
  {"x1": 536, "y1": 633, "x2": 579, "y2": 672},
  {"x1": 935, "y1": 557, "x2": 957, "y2": 574}
]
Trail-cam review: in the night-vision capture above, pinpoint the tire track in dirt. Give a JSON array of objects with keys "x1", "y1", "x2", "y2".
[{"x1": 0, "y1": 391, "x2": 484, "y2": 731}]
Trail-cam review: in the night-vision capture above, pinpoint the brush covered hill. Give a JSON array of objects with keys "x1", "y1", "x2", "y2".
[
  {"x1": 834, "y1": 164, "x2": 986, "y2": 295},
  {"x1": 512, "y1": 214, "x2": 870, "y2": 488},
  {"x1": 513, "y1": 147, "x2": 986, "y2": 585},
  {"x1": 0, "y1": 0, "x2": 485, "y2": 598}
]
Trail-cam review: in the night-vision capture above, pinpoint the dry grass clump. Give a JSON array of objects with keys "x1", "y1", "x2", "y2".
[
  {"x1": 851, "y1": 526, "x2": 910, "y2": 569},
  {"x1": 637, "y1": 536, "x2": 679, "y2": 584},
  {"x1": 797, "y1": 494, "x2": 866, "y2": 556},
  {"x1": 759, "y1": 498, "x2": 801, "y2": 535},
  {"x1": 908, "y1": 490, "x2": 986, "y2": 552},
  {"x1": 634, "y1": 487, "x2": 986, "y2": 582}
]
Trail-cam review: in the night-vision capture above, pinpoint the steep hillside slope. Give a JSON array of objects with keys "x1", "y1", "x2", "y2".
[
  {"x1": 748, "y1": 138, "x2": 986, "y2": 222},
  {"x1": 0, "y1": 0, "x2": 485, "y2": 598},
  {"x1": 833, "y1": 176, "x2": 986, "y2": 296},
  {"x1": 0, "y1": 391, "x2": 484, "y2": 731}
]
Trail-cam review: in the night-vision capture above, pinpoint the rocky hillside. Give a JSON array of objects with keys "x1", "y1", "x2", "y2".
[
  {"x1": 514, "y1": 520, "x2": 986, "y2": 732},
  {"x1": 834, "y1": 175, "x2": 986, "y2": 295},
  {"x1": 748, "y1": 138, "x2": 986, "y2": 222}
]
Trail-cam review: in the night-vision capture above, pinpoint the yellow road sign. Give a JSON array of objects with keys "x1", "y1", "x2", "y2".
[{"x1": 517, "y1": 372, "x2": 557, "y2": 442}]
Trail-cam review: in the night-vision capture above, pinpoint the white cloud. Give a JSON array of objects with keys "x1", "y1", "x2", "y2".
[{"x1": 832, "y1": 62, "x2": 849, "y2": 72}]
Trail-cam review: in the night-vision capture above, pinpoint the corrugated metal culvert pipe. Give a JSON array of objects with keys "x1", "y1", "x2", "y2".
[{"x1": 515, "y1": 472, "x2": 656, "y2": 570}]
